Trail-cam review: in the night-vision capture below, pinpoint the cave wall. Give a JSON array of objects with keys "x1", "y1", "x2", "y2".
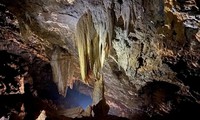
[{"x1": 0, "y1": 0, "x2": 199, "y2": 119}]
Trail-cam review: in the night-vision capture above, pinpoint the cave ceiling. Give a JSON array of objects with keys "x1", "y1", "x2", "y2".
[{"x1": 0, "y1": 0, "x2": 199, "y2": 119}]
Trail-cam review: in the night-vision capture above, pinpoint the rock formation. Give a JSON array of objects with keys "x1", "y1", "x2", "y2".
[{"x1": 0, "y1": 0, "x2": 199, "y2": 119}]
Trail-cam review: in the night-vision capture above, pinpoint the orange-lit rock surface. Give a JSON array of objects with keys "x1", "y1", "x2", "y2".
[{"x1": 0, "y1": 0, "x2": 199, "y2": 119}]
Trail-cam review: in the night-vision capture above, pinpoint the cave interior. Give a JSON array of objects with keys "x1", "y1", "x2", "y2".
[{"x1": 0, "y1": 0, "x2": 200, "y2": 120}]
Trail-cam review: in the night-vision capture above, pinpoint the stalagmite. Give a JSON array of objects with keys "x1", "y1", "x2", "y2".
[
  {"x1": 92, "y1": 75, "x2": 104, "y2": 105},
  {"x1": 36, "y1": 110, "x2": 46, "y2": 120}
]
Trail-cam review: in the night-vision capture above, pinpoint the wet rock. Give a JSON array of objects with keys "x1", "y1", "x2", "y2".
[{"x1": 0, "y1": 0, "x2": 199, "y2": 119}]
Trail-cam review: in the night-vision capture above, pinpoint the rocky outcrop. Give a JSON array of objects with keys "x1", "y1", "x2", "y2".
[{"x1": 0, "y1": 0, "x2": 199, "y2": 119}]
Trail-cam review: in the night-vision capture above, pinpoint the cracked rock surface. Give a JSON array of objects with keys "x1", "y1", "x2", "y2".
[{"x1": 0, "y1": 0, "x2": 199, "y2": 119}]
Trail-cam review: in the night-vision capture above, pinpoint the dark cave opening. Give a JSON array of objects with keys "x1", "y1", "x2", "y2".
[
  {"x1": 65, "y1": 86, "x2": 92, "y2": 110},
  {"x1": 139, "y1": 81, "x2": 200, "y2": 120},
  {"x1": 0, "y1": 50, "x2": 66, "y2": 120},
  {"x1": 117, "y1": 0, "x2": 123, "y2": 5},
  {"x1": 163, "y1": 58, "x2": 200, "y2": 97},
  {"x1": 65, "y1": 80, "x2": 92, "y2": 109}
]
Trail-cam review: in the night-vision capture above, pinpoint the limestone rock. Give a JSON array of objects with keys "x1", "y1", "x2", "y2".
[{"x1": 0, "y1": 0, "x2": 199, "y2": 119}]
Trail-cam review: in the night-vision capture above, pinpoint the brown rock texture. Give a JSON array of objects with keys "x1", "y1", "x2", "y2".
[{"x1": 0, "y1": 0, "x2": 199, "y2": 119}]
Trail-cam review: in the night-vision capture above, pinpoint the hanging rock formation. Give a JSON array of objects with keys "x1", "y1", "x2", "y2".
[{"x1": 0, "y1": 0, "x2": 199, "y2": 119}]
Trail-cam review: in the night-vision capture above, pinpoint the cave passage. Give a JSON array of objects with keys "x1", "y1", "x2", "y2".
[{"x1": 65, "y1": 87, "x2": 92, "y2": 110}]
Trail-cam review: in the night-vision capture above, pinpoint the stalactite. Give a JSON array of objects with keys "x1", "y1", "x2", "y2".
[
  {"x1": 75, "y1": 11, "x2": 97, "y2": 83},
  {"x1": 116, "y1": 0, "x2": 136, "y2": 35},
  {"x1": 75, "y1": 3, "x2": 115, "y2": 108},
  {"x1": 50, "y1": 46, "x2": 77, "y2": 96},
  {"x1": 50, "y1": 48, "x2": 65, "y2": 96},
  {"x1": 75, "y1": 8, "x2": 113, "y2": 83}
]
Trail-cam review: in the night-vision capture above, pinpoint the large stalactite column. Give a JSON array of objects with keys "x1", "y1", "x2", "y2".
[
  {"x1": 75, "y1": 8, "x2": 113, "y2": 116},
  {"x1": 75, "y1": 11, "x2": 104, "y2": 105}
]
